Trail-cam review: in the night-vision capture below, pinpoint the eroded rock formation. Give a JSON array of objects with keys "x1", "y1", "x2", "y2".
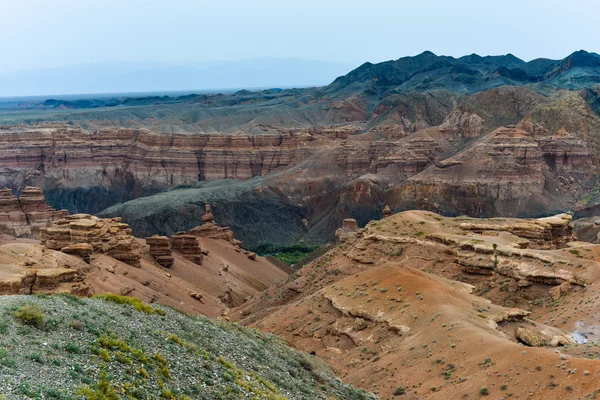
[
  {"x1": 170, "y1": 233, "x2": 203, "y2": 265},
  {"x1": 145, "y1": 235, "x2": 174, "y2": 268},
  {"x1": 397, "y1": 126, "x2": 595, "y2": 216},
  {"x1": 0, "y1": 187, "x2": 66, "y2": 238},
  {"x1": 41, "y1": 215, "x2": 142, "y2": 267},
  {"x1": 187, "y1": 204, "x2": 237, "y2": 244}
]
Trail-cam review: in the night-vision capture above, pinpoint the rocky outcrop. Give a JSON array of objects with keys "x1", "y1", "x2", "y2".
[
  {"x1": 61, "y1": 243, "x2": 94, "y2": 263},
  {"x1": 0, "y1": 244, "x2": 90, "y2": 296},
  {"x1": 382, "y1": 205, "x2": 392, "y2": 218},
  {"x1": 41, "y1": 215, "x2": 142, "y2": 267},
  {"x1": 397, "y1": 126, "x2": 595, "y2": 216},
  {"x1": 0, "y1": 187, "x2": 66, "y2": 238},
  {"x1": 170, "y1": 233, "x2": 203, "y2": 265},
  {"x1": 145, "y1": 235, "x2": 174, "y2": 268},
  {"x1": 336, "y1": 218, "x2": 359, "y2": 242},
  {"x1": 458, "y1": 213, "x2": 573, "y2": 249},
  {"x1": 187, "y1": 204, "x2": 237, "y2": 244},
  {"x1": 573, "y1": 217, "x2": 600, "y2": 243},
  {"x1": 0, "y1": 189, "x2": 28, "y2": 236}
]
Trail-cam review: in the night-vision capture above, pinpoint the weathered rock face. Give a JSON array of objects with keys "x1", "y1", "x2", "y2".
[
  {"x1": 395, "y1": 126, "x2": 595, "y2": 216},
  {"x1": 0, "y1": 126, "x2": 316, "y2": 213},
  {"x1": 145, "y1": 235, "x2": 174, "y2": 268},
  {"x1": 41, "y1": 215, "x2": 142, "y2": 267},
  {"x1": 458, "y1": 213, "x2": 574, "y2": 249},
  {"x1": 0, "y1": 187, "x2": 65, "y2": 238},
  {"x1": 0, "y1": 189, "x2": 28, "y2": 236},
  {"x1": 573, "y1": 216, "x2": 600, "y2": 243},
  {"x1": 0, "y1": 243, "x2": 90, "y2": 296},
  {"x1": 170, "y1": 233, "x2": 203, "y2": 265}
]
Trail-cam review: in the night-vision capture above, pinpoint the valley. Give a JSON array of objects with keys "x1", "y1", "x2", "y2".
[{"x1": 2, "y1": 49, "x2": 600, "y2": 399}]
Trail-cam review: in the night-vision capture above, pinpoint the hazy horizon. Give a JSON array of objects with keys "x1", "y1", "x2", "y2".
[
  {"x1": 2, "y1": 0, "x2": 600, "y2": 96},
  {"x1": 4, "y1": 0, "x2": 600, "y2": 72}
]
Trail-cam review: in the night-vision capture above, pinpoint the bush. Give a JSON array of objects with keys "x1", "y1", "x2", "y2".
[
  {"x1": 69, "y1": 319, "x2": 84, "y2": 331},
  {"x1": 480, "y1": 386, "x2": 489, "y2": 395},
  {"x1": 94, "y1": 294, "x2": 155, "y2": 314},
  {"x1": 13, "y1": 305, "x2": 45, "y2": 329},
  {"x1": 393, "y1": 386, "x2": 406, "y2": 395}
]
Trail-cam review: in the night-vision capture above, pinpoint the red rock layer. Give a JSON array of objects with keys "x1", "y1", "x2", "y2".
[
  {"x1": 0, "y1": 187, "x2": 65, "y2": 238},
  {"x1": 145, "y1": 235, "x2": 174, "y2": 268},
  {"x1": 0, "y1": 126, "x2": 317, "y2": 189},
  {"x1": 398, "y1": 126, "x2": 594, "y2": 209}
]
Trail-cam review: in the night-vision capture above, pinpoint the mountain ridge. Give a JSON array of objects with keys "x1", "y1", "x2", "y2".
[{"x1": 327, "y1": 50, "x2": 600, "y2": 95}]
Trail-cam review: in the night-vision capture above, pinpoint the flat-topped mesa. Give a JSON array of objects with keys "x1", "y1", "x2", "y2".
[
  {"x1": 0, "y1": 187, "x2": 66, "y2": 238},
  {"x1": 170, "y1": 233, "x2": 203, "y2": 265},
  {"x1": 382, "y1": 205, "x2": 392, "y2": 218},
  {"x1": 41, "y1": 215, "x2": 142, "y2": 267},
  {"x1": 187, "y1": 203, "x2": 237, "y2": 244},
  {"x1": 458, "y1": 213, "x2": 573, "y2": 249},
  {"x1": 145, "y1": 235, "x2": 174, "y2": 268}
]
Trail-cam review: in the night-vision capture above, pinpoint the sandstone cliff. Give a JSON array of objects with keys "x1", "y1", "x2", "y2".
[{"x1": 0, "y1": 186, "x2": 65, "y2": 238}]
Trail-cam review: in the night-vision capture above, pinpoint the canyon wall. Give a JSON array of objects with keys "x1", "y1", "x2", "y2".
[{"x1": 0, "y1": 126, "x2": 317, "y2": 213}]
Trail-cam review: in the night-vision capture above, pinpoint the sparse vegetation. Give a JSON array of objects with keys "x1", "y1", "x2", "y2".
[
  {"x1": 0, "y1": 295, "x2": 374, "y2": 399},
  {"x1": 253, "y1": 242, "x2": 320, "y2": 266},
  {"x1": 12, "y1": 305, "x2": 45, "y2": 329}
]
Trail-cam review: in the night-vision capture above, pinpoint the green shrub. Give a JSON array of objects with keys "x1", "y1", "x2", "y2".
[
  {"x1": 393, "y1": 386, "x2": 406, "y2": 395},
  {"x1": 480, "y1": 386, "x2": 489, "y2": 395},
  {"x1": 94, "y1": 294, "x2": 154, "y2": 314},
  {"x1": 13, "y1": 305, "x2": 45, "y2": 329},
  {"x1": 77, "y1": 370, "x2": 119, "y2": 400},
  {"x1": 64, "y1": 343, "x2": 82, "y2": 354}
]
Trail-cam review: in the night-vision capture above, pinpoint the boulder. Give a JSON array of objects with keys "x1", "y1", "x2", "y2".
[{"x1": 515, "y1": 327, "x2": 544, "y2": 347}]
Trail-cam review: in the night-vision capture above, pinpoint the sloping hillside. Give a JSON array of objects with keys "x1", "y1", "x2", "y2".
[
  {"x1": 0, "y1": 294, "x2": 375, "y2": 399},
  {"x1": 232, "y1": 211, "x2": 600, "y2": 399}
]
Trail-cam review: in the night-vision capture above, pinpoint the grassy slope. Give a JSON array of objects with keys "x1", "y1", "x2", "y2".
[{"x1": 0, "y1": 294, "x2": 375, "y2": 400}]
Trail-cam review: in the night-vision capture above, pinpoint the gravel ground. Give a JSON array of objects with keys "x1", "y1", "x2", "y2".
[{"x1": 0, "y1": 294, "x2": 376, "y2": 400}]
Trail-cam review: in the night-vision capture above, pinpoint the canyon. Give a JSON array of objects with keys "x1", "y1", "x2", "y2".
[
  {"x1": 2, "y1": 52, "x2": 600, "y2": 247},
  {"x1": 1, "y1": 50, "x2": 600, "y2": 399}
]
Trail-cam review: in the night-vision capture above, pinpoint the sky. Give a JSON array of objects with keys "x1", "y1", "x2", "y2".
[{"x1": 1, "y1": 0, "x2": 599, "y2": 73}]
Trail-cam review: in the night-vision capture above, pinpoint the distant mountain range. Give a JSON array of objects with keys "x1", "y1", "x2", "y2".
[
  {"x1": 327, "y1": 49, "x2": 600, "y2": 95},
  {"x1": 0, "y1": 58, "x2": 355, "y2": 97}
]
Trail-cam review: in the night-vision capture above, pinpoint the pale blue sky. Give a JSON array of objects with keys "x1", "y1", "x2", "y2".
[{"x1": 1, "y1": 0, "x2": 598, "y2": 72}]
